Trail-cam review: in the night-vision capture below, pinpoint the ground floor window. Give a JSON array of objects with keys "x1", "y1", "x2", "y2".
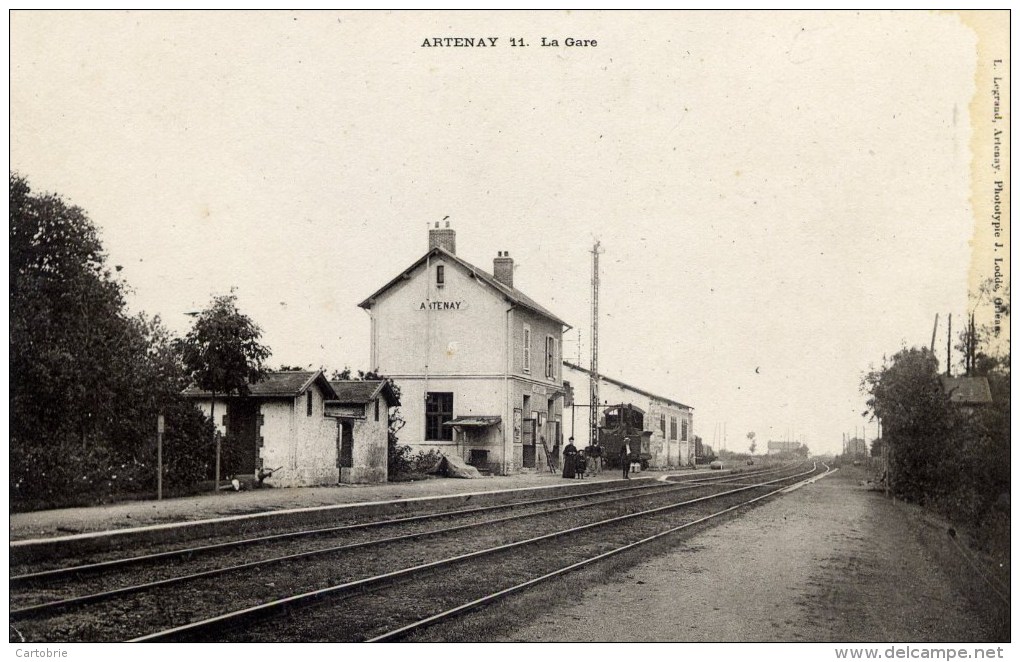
[{"x1": 425, "y1": 392, "x2": 454, "y2": 440}]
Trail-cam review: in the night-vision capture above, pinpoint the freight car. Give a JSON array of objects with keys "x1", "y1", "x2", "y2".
[{"x1": 595, "y1": 403, "x2": 654, "y2": 469}]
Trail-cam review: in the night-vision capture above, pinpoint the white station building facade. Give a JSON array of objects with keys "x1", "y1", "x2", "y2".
[{"x1": 359, "y1": 223, "x2": 571, "y2": 475}]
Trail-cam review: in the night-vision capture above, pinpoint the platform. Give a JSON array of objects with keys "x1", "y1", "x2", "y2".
[{"x1": 10, "y1": 466, "x2": 715, "y2": 549}]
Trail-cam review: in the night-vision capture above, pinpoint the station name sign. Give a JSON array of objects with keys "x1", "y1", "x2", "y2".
[{"x1": 419, "y1": 300, "x2": 466, "y2": 310}]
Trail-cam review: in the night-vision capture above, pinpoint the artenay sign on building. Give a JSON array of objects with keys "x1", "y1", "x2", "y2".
[{"x1": 419, "y1": 300, "x2": 467, "y2": 310}]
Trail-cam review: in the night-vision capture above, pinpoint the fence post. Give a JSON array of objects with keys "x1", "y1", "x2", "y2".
[{"x1": 157, "y1": 414, "x2": 164, "y2": 501}]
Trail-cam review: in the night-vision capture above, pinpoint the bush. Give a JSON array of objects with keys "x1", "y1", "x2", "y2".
[
  {"x1": 412, "y1": 449, "x2": 444, "y2": 474},
  {"x1": 160, "y1": 403, "x2": 218, "y2": 489},
  {"x1": 9, "y1": 400, "x2": 218, "y2": 511},
  {"x1": 389, "y1": 448, "x2": 446, "y2": 480},
  {"x1": 388, "y1": 442, "x2": 414, "y2": 477}
]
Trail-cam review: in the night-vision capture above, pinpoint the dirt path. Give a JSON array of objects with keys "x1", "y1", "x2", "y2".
[{"x1": 496, "y1": 468, "x2": 1002, "y2": 642}]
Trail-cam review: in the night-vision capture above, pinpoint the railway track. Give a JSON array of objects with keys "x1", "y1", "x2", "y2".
[
  {"x1": 10, "y1": 465, "x2": 789, "y2": 617},
  {"x1": 9, "y1": 462, "x2": 827, "y2": 642},
  {"x1": 12, "y1": 464, "x2": 786, "y2": 578},
  {"x1": 12, "y1": 464, "x2": 791, "y2": 584}
]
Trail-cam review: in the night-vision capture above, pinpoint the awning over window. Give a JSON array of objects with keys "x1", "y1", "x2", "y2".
[{"x1": 444, "y1": 416, "x2": 502, "y2": 428}]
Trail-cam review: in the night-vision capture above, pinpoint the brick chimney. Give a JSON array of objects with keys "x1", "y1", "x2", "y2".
[
  {"x1": 493, "y1": 250, "x2": 514, "y2": 288},
  {"x1": 429, "y1": 220, "x2": 456, "y2": 254}
]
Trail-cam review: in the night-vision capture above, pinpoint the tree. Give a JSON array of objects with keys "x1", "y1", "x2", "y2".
[
  {"x1": 862, "y1": 347, "x2": 960, "y2": 504},
  {"x1": 954, "y1": 279, "x2": 1010, "y2": 376},
  {"x1": 176, "y1": 293, "x2": 271, "y2": 490},
  {"x1": 10, "y1": 172, "x2": 132, "y2": 453},
  {"x1": 10, "y1": 173, "x2": 216, "y2": 509},
  {"x1": 746, "y1": 431, "x2": 757, "y2": 455}
]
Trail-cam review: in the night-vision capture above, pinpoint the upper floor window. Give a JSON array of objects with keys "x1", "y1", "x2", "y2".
[
  {"x1": 681, "y1": 418, "x2": 689, "y2": 441},
  {"x1": 545, "y1": 335, "x2": 557, "y2": 379},
  {"x1": 660, "y1": 414, "x2": 666, "y2": 435},
  {"x1": 670, "y1": 416, "x2": 678, "y2": 440},
  {"x1": 436, "y1": 264, "x2": 445, "y2": 286},
  {"x1": 425, "y1": 392, "x2": 454, "y2": 441},
  {"x1": 306, "y1": 390, "x2": 313, "y2": 417},
  {"x1": 523, "y1": 324, "x2": 531, "y2": 373},
  {"x1": 374, "y1": 398, "x2": 380, "y2": 422}
]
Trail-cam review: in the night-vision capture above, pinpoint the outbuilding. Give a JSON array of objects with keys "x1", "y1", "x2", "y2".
[
  {"x1": 184, "y1": 370, "x2": 396, "y2": 487},
  {"x1": 327, "y1": 380, "x2": 401, "y2": 483}
]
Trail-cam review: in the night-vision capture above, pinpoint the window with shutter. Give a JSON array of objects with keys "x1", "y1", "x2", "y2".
[{"x1": 523, "y1": 324, "x2": 531, "y2": 373}]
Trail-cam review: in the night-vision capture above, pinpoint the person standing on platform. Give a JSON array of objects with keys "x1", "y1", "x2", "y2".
[
  {"x1": 621, "y1": 437, "x2": 633, "y2": 479},
  {"x1": 562, "y1": 437, "x2": 578, "y2": 479}
]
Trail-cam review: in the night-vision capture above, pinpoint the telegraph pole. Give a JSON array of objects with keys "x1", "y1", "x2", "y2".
[
  {"x1": 946, "y1": 313, "x2": 952, "y2": 376},
  {"x1": 589, "y1": 241, "x2": 602, "y2": 450}
]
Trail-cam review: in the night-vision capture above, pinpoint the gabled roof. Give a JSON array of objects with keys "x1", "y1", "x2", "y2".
[
  {"x1": 183, "y1": 370, "x2": 338, "y2": 400},
  {"x1": 358, "y1": 246, "x2": 570, "y2": 328},
  {"x1": 940, "y1": 376, "x2": 993, "y2": 405},
  {"x1": 328, "y1": 380, "x2": 401, "y2": 406},
  {"x1": 563, "y1": 361, "x2": 693, "y2": 411}
]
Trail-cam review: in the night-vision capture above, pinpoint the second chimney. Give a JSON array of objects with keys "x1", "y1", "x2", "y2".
[
  {"x1": 493, "y1": 250, "x2": 514, "y2": 288},
  {"x1": 429, "y1": 221, "x2": 456, "y2": 254}
]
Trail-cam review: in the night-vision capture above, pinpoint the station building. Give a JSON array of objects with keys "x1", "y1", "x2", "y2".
[
  {"x1": 358, "y1": 223, "x2": 571, "y2": 475},
  {"x1": 562, "y1": 362, "x2": 695, "y2": 468}
]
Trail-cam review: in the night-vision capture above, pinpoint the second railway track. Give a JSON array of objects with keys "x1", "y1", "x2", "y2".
[
  {"x1": 10, "y1": 465, "x2": 789, "y2": 619},
  {"x1": 10, "y1": 462, "x2": 828, "y2": 642}
]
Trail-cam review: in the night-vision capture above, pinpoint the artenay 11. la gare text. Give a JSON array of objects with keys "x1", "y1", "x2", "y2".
[{"x1": 420, "y1": 36, "x2": 597, "y2": 48}]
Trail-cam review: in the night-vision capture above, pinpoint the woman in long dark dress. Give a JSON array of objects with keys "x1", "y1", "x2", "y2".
[{"x1": 562, "y1": 438, "x2": 578, "y2": 479}]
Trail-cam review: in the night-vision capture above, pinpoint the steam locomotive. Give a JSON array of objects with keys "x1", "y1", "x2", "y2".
[{"x1": 591, "y1": 403, "x2": 654, "y2": 469}]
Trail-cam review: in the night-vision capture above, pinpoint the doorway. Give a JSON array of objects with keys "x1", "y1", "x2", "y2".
[
  {"x1": 337, "y1": 420, "x2": 354, "y2": 481},
  {"x1": 522, "y1": 418, "x2": 536, "y2": 468},
  {"x1": 224, "y1": 399, "x2": 260, "y2": 477}
]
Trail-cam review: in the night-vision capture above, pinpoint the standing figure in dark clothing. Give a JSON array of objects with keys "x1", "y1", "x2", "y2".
[
  {"x1": 562, "y1": 437, "x2": 578, "y2": 479},
  {"x1": 575, "y1": 449, "x2": 587, "y2": 479},
  {"x1": 621, "y1": 437, "x2": 633, "y2": 479}
]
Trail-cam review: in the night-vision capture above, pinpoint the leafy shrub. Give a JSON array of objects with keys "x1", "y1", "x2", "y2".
[
  {"x1": 412, "y1": 449, "x2": 444, "y2": 474},
  {"x1": 388, "y1": 442, "x2": 414, "y2": 477}
]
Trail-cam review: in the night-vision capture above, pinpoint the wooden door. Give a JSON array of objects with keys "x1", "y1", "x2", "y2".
[
  {"x1": 225, "y1": 399, "x2": 259, "y2": 475},
  {"x1": 522, "y1": 418, "x2": 536, "y2": 468},
  {"x1": 339, "y1": 421, "x2": 354, "y2": 469}
]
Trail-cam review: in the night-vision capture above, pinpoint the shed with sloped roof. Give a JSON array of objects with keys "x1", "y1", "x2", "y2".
[{"x1": 184, "y1": 370, "x2": 390, "y2": 486}]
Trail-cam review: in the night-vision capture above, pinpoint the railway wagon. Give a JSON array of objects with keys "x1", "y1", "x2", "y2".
[{"x1": 596, "y1": 404, "x2": 654, "y2": 469}]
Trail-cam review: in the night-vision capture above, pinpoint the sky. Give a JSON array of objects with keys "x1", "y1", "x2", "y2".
[{"x1": 10, "y1": 10, "x2": 989, "y2": 455}]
